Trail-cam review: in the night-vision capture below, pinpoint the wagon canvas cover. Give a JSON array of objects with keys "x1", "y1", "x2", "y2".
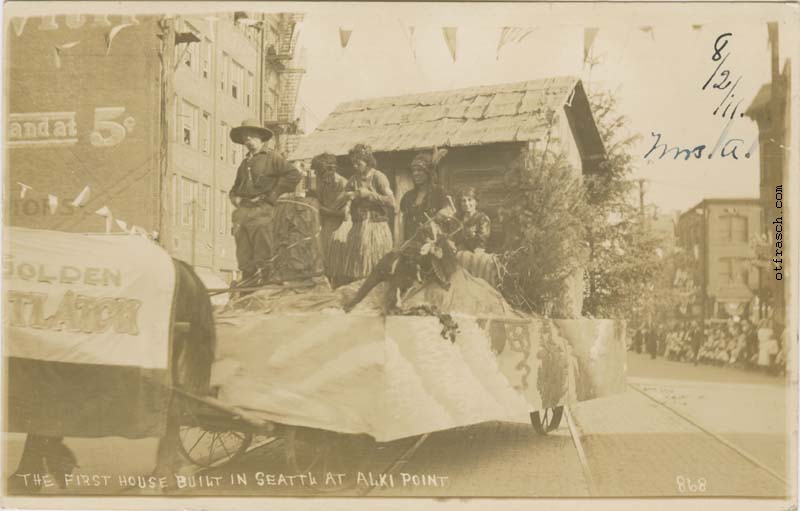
[
  {"x1": 212, "y1": 312, "x2": 626, "y2": 442},
  {"x1": 3, "y1": 227, "x2": 176, "y2": 438}
]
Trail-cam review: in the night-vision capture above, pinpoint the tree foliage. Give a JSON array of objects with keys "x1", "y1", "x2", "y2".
[
  {"x1": 498, "y1": 110, "x2": 588, "y2": 316},
  {"x1": 582, "y1": 90, "x2": 668, "y2": 321},
  {"x1": 497, "y1": 90, "x2": 672, "y2": 322}
]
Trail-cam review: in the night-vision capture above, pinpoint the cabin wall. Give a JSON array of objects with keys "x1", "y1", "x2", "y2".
[
  {"x1": 558, "y1": 110, "x2": 584, "y2": 177},
  {"x1": 330, "y1": 138, "x2": 582, "y2": 253},
  {"x1": 359, "y1": 144, "x2": 523, "y2": 248}
]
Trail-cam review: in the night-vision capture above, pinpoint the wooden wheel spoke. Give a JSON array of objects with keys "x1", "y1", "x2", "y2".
[
  {"x1": 208, "y1": 434, "x2": 217, "y2": 463},
  {"x1": 187, "y1": 430, "x2": 207, "y2": 455}
]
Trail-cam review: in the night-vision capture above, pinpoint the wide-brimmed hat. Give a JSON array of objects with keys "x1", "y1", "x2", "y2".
[{"x1": 230, "y1": 119, "x2": 274, "y2": 144}]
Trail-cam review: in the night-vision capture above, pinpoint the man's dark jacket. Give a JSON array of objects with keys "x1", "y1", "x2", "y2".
[{"x1": 229, "y1": 148, "x2": 301, "y2": 205}]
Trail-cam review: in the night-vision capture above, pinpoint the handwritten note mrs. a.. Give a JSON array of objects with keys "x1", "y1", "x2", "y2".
[{"x1": 644, "y1": 32, "x2": 757, "y2": 162}]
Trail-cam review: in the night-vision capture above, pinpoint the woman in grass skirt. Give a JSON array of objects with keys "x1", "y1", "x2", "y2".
[
  {"x1": 336, "y1": 144, "x2": 395, "y2": 285},
  {"x1": 310, "y1": 152, "x2": 348, "y2": 281}
]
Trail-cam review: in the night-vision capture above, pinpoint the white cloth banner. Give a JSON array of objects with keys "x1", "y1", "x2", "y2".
[
  {"x1": 211, "y1": 312, "x2": 627, "y2": 441},
  {"x1": 3, "y1": 227, "x2": 175, "y2": 369}
]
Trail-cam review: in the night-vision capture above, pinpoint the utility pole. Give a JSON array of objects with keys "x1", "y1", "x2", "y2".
[{"x1": 636, "y1": 178, "x2": 646, "y2": 218}]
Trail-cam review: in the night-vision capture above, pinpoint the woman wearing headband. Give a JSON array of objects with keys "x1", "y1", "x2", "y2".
[{"x1": 399, "y1": 150, "x2": 450, "y2": 242}]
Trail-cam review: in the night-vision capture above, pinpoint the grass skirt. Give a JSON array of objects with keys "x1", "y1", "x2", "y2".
[{"x1": 342, "y1": 221, "x2": 393, "y2": 280}]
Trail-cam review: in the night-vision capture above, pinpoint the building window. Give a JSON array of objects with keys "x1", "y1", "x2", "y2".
[
  {"x1": 739, "y1": 265, "x2": 750, "y2": 285},
  {"x1": 200, "y1": 112, "x2": 211, "y2": 155},
  {"x1": 718, "y1": 257, "x2": 748, "y2": 285},
  {"x1": 218, "y1": 190, "x2": 228, "y2": 235},
  {"x1": 246, "y1": 71, "x2": 254, "y2": 109},
  {"x1": 720, "y1": 214, "x2": 748, "y2": 243},
  {"x1": 181, "y1": 177, "x2": 197, "y2": 226},
  {"x1": 217, "y1": 121, "x2": 223, "y2": 161},
  {"x1": 202, "y1": 38, "x2": 212, "y2": 79},
  {"x1": 231, "y1": 61, "x2": 244, "y2": 101},
  {"x1": 172, "y1": 174, "x2": 179, "y2": 225},
  {"x1": 180, "y1": 100, "x2": 198, "y2": 148},
  {"x1": 200, "y1": 184, "x2": 211, "y2": 232},
  {"x1": 220, "y1": 53, "x2": 229, "y2": 92},
  {"x1": 719, "y1": 258, "x2": 733, "y2": 284},
  {"x1": 183, "y1": 22, "x2": 200, "y2": 72}
]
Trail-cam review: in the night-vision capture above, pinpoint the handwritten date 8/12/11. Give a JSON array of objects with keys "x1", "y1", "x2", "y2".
[
  {"x1": 676, "y1": 475, "x2": 707, "y2": 493},
  {"x1": 703, "y1": 32, "x2": 744, "y2": 119},
  {"x1": 643, "y1": 31, "x2": 756, "y2": 162}
]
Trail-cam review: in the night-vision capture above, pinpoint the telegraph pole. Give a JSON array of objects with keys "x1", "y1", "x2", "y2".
[{"x1": 636, "y1": 178, "x2": 646, "y2": 219}]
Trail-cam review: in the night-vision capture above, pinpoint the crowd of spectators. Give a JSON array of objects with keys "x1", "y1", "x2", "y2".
[{"x1": 629, "y1": 318, "x2": 788, "y2": 376}]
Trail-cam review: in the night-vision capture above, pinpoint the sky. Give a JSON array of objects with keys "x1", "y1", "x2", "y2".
[
  {"x1": 286, "y1": 2, "x2": 797, "y2": 213},
  {"x1": 5, "y1": 2, "x2": 794, "y2": 213}
]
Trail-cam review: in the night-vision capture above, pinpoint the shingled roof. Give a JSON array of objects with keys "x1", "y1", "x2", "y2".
[{"x1": 291, "y1": 76, "x2": 605, "y2": 161}]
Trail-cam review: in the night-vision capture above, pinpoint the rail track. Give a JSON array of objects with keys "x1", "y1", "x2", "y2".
[{"x1": 171, "y1": 380, "x2": 787, "y2": 498}]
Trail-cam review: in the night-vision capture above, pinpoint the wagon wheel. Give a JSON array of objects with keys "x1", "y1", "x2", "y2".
[
  {"x1": 285, "y1": 427, "x2": 373, "y2": 493},
  {"x1": 530, "y1": 406, "x2": 564, "y2": 435},
  {"x1": 177, "y1": 400, "x2": 253, "y2": 467},
  {"x1": 285, "y1": 427, "x2": 328, "y2": 473},
  {"x1": 178, "y1": 425, "x2": 253, "y2": 467}
]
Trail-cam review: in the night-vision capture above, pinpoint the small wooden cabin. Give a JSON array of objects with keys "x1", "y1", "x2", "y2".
[{"x1": 291, "y1": 76, "x2": 605, "y2": 248}]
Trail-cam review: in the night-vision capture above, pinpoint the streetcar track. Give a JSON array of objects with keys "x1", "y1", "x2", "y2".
[
  {"x1": 167, "y1": 431, "x2": 429, "y2": 497},
  {"x1": 628, "y1": 382, "x2": 788, "y2": 486},
  {"x1": 115, "y1": 436, "x2": 279, "y2": 495},
  {"x1": 563, "y1": 405, "x2": 597, "y2": 496},
  {"x1": 358, "y1": 433, "x2": 430, "y2": 496},
  {"x1": 124, "y1": 380, "x2": 785, "y2": 498}
]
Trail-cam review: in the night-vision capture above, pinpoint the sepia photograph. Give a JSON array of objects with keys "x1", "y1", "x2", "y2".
[{"x1": 1, "y1": 2, "x2": 798, "y2": 510}]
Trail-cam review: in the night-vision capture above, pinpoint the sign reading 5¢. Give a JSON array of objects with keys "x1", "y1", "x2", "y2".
[
  {"x1": 8, "y1": 107, "x2": 135, "y2": 148},
  {"x1": 89, "y1": 107, "x2": 136, "y2": 147}
]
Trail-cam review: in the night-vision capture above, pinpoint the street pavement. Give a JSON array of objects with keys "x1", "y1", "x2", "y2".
[{"x1": 4, "y1": 351, "x2": 792, "y2": 498}]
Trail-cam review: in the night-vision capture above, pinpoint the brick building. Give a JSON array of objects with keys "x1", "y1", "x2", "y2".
[
  {"x1": 6, "y1": 12, "x2": 305, "y2": 284},
  {"x1": 744, "y1": 23, "x2": 791, "y2": 326},
  {"x1": 676, "y1": 199, "x2": 763, "y2": 321}
]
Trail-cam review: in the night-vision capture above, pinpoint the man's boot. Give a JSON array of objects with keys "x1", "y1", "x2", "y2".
[
  {"x1": 7, "y1": 435, "x2": 48, "y2": 494},
  {"x1": 43, "y1": 437, "x2": 77, "y2": 489}
]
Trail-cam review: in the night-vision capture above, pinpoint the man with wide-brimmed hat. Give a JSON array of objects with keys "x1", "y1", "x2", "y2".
[{"x1": 229, "y1": 119, "x2": 301, "y2": 285}]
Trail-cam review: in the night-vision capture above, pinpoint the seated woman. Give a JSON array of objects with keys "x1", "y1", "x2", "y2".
[
  {"x1": 453, "y1": 187, "x2": 491, "y2": 253},
  {"x1": 399, "y1": 150, "x2": 451, "y2": 242},
  {"x1": 341, "y1": 209, "x2": 519, "y2": 317}
]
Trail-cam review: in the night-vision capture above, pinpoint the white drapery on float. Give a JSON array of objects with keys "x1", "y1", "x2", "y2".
[
  {"x1": 211, "y1": 278, "x2": 627, "y2": 442},
  {"x1": 3, "y1": 227, "x2": 627, "y2": 442}
]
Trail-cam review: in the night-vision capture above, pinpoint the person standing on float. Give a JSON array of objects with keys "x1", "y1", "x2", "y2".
[
  {"x1": 336, "y1": 144, "x2": 395, "y2": 284},
  {"x1": 310, "y1": 153, "x2": 348, "y2": 278},
  {"x1": 229, "y1": 119, "x2": 301, "y2": 284}
]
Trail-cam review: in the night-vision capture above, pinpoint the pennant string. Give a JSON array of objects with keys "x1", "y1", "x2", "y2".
[
  {"x1": 18, "y1": 182, "x2": 33, "y2": 199},
  {"x1": 442, "y1": 27, "x2": 458, "y2": 62},
  {"x1": 339, "y1": 28, "x2": 352, "y2": 49},
  {"x1": 47, "y1": 195, "x2": 59, "y2": 215},
  {"x1": 71, "y1": 185, "x2": 91, "y2": 208},
  {"x1": 496, "y1": 27, "x2": 534, "y2": 60}
]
